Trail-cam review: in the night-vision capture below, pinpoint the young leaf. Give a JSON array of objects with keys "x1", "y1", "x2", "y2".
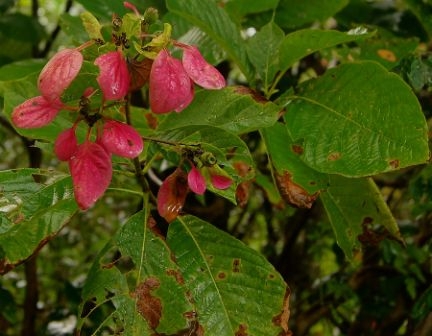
[
  {"x1": 167, "y1": 215, "x2": 291, "y2": 335},
  {"x1": 284, "y1": 61, "x2": 429, "y2": 177},
  {"x1": 320, "y1": 175, "x2": 403, "y2": 260},
  {"x1": 100, "y1": 120, "x2": 143, "y2": 159}
]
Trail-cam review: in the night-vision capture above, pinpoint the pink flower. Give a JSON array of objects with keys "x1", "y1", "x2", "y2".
[
  {"x1": 99, "y1": 120, "x2": 143, "y2": 158},
  {"x1": 181, "y1": 45, "x2": 226, "y2": 89},
  {"x1": 157, "y1": 168, "x2": 188, "y2": 223},
  {"x1": 210, "y1": 174, "x2": 233, "y2": 189},
  {"x1": 54, "y1": 127, "x2": 78, "y2": 161},
  {"x1": 38, "y1": 48, "x2": 83, "y2": 101},
  {"x1": 149, "y1": 49, "x2": 193, "y2": 114},
  {"x1": 187, "y1": 165, "x2": 206, "y2": 195},
  {"x1": 11, "y1": 96, "x2": 64, "y2": 129},
  {"x1": 94, "y1": 51, "x2": 130, "y2": 100},
  {"x1": 69, "y1": 141, "x2": 112, "y2": 210}
]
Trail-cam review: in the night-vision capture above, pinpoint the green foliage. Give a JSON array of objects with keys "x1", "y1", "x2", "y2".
[{"x1": 0, "y1": 0, "x2": 431, "y2": 335}]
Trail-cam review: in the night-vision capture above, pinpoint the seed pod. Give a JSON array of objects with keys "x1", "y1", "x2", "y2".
[
  {"x1": 181, "y1": 45, "x2": 225, "y2": 90},
  {"x1": 54, "y1": 127, "x2": 78, "y2": 161},
  {"x1": 149, "y1": 49, "x2": 194, "y2": 114},
  {"x1": 69, "y1": 141, "x2": 112, "y2": 210},
  {"x1": 100, "y1": 120, "x2": 143, "y2": 158},
  {"x1": 94, "y1": 51, "x2": 130, "y2": 100},
  {"x1": 38, "y1": 48, "x2": 83, "y2": 100},
  {"x1": 11, "y1": 96, "x2": 63, "y2": 129}
]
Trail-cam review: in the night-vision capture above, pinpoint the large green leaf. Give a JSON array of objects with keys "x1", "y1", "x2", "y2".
[
  {"x1": 225, "y1": 0, "x2": 279, "y2": 22},
  {"x1": 284, "y1": 61, "x2": 429, "y2": 177},
  {"x1": 320, "y1": 175, "x2": 402, "y2": 260},
  {"x1": 78, "y1": 210, "x2": 194, "y2": 335},
  {"x1": 166, "y1": 0, "x2": 254, "y2": 81},
  {"x1": 0, "y1": 169, "x2": 77, "y2": 273},
  {"x1": 275, "y1": 0, "x2": 348, "y2": 29},
  {"x1": 247, "y1": 21, "x2": 285, "y2": 96},
  {"x1": 279, "y1": 28, "x2": 373, "y2": 75},
  {"x1": 167, "y1": 215, "x2": 290, "y2": 335},
  {"x1": 158, "y1": 87, "x2": 280, "y2": 134}
]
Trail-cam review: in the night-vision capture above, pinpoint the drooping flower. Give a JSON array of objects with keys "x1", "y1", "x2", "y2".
[
  {"x1": 187, "y1": 165, "x2": 206, "y2": 195},
  {"x1": 54, "y1": 127, "x2": 78, "y2": 161},
  {"x1": 149, "y1": 49, "x2": 194, "y2": 114},
  {"x1": 181, "y1": 45, "x2": 226, "y2": 89},
  {"x1": 94, "y1": 50, "x2": 131, "y2": 100},
  {"x1": 38, "y1": 48, "x2": 83, "y2": 101},
  {"x1": 69, "y1": 141, "x2": 113, "y2": 210},
  {"x1": 11, "y1": 96, "x2": 64, "y2": 129},
  {"x1": 157, "y1": 168, "x2": 188, "y2": 222},
  {"x1": 99, "y1": 119, "x2": 143, "y2": 158}
]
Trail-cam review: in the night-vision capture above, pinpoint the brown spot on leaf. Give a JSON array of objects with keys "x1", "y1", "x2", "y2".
[
  {"x1": 235, "y1": 324, "x2": 249, "y2": 336},
  {"x1": 232, "y1": 258, "x2": 241, "y2": 273},
  {"x1": 145, "y1": 112, "x2": 158, "y2": 130},
  {"x1": 357, "y1": 217, "x2": 386, "y2": 246},
  {"x1": 132, "y1": 277, "x2": 162, "y2": 329},
  {"x1": 291, "y1": 144, "x2": 304, "y2": 155},
  {"x1": 166, "y1": 269, "x2": 185, "y2": 285},
  {"x1": 273, "y1": 287, "x2": 292, "y2": 336},
  {"x1": 233, "y1": 85, "x2": 268, "y2": 104},
  {"x1": 268, "y1": 273, "x2": 276, "y2": 280},
  {"x1": 377, "y1": 49, "x2": 397, "y2": 62},
  {"x1": 217, "y1": 272, "x2": 227, "y2": 280},
  {"x1": 389, "y1": 159, "x2": 400, "y2": 169},
  {"x1": 327, "y1": 152, "x2": 341, "y2": 161},
  {"x1": 275, "y1": 171, "x2": 319, "y2": 209}
]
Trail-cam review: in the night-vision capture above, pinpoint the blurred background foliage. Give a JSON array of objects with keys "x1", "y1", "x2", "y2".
[{"x1": 0, "y1": 0, "x2": 432, "y2": 335}]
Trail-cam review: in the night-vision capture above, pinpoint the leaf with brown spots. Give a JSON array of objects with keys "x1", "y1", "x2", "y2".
[
  {"x1": 133, "y1": 277, "x2": 162, "y2": 329},
  {"x1": 275, "y1": 171, "x2": 319, "y2": 209}
]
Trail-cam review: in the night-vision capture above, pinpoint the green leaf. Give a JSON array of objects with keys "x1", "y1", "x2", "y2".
[
  {"x1": 284, "y1": 61, "x2": 429, "y2": 177},
  {"x1": 404, "y1": 0, "x2": 432, "y2": 40},
  {"x1": 158, "y1": 87, "x2": 280, "y2": 134},
  {"x1": 225, "y1": 0, "x2": 279, "y2": 22},
  {"x1": 275, "y1": 0, "x2": 348, "y2": 29},
  {"x1": 74, "y1": 0, "x2": 128, "y2": 21},
  {"x1": 0, "y1": 59, "x2": 44, "y2": 85},
  {"x1": 78, "y1": 210, "x2": 194, "y2": 335},
  {"x1": 0, "y1": 169, "x2": 77, "y2": 273},
  {"x1": 166, "y1": 0, "x2": 254, "y2": 81},
  {"x1": 279, "y1": 28, "x2": 373, "y2": 74},
  {"x1": 320, "y1": 175, "x2": 402, "y2": 260},
  {"x1": 167, "y1": 215, "x2": 290, "y2": 335},
  {"x1": 247, "y1": 21, "x2": 285, "y2": 95},
  {"x1": 80, "y1": 11, "x2": 104, "y2": 41}
]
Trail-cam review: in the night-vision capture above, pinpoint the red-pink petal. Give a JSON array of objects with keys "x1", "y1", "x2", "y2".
[
  {"x1": 211, "y1": 174, "x2": 233, "y2": 190},
  {"x1": 157, "y1": 168, "x2": 188, "y2": 223},
  {"x1": 11, "y1": 96, "x2": 63, "y2": 128},
  {"x1": 187, "y1": 165, "x2": 206, "y2": 195},
  {"x1": 38, "y1": 48, "x2": 83, "y2": 100},
  {"x1": 100, "y1": 120, "x2": 143, "y2": 158},
  {"x1": 182, "y1": 45, "x2": 226, "y2": 89},
  {"x1": 94, "y1": 51, "x2": 130, "y2": 100},
  {"x1": 54, "y1": 127, "x2": 78, "y2": 161},
  {"x1": 149, "y1": 49, "x2": 194, "y2": 114},
  {"x1": 69, "y1": 141, "x2": 112, "y2": 210}
]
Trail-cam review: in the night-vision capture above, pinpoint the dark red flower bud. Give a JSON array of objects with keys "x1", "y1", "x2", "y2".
[
  {"x1": 69, "y1": 141, "x2": 112, "y2": 210},
  {"x1": 54, "y1": 127, "x2": 78, "y2": 161},
  {"x1": 94, "y1": 51, "x2": 130, "y2": 100},
  {"x1": 181, "y1": 45, "x2": 226, "y2": 89},
  {"x1": 38, "y1": 48, "x2": 83, "y2": 100},
  {"x1": 99, "y1": 120, "x2": 143, "y2": 158},
  {"x1": 11, "y1": 96, "x2": 63, "y2": 128},
  {"x1": 149, "y1": 50, "x2": 194, "y2": 114}
]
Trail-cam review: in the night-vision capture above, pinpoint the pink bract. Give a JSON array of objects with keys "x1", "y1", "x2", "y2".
[
  {"x1": 188, "y1": 165, "x2": 206, "y2": 195},
  {"x1": 69, "y1": 141, "x2": 112, "y2": 210},
  {"x1": 38, "y1": 48, "x2": 83, "y2": 100},
  {"x1": 100, "y1": 120, "x2": 143, "y2": 158},
  {"x1": 11, "y1": 96, "x2": 64, "y2": 129},
  {"x1": 182, "y1": 45, "x2": 226, "y2": 90},
  {"x1": 149, "y1": 49, "x2": 194, "y2": 114},
  {"x1": 94, "y1": 51, "x2": 130, "y2": 101},
  {"x1": 211, "y1": 174, "x2": 233, "y2": 190},
  {"x1": 54, "y1": 127, "x2": 78, "y2": 161}
]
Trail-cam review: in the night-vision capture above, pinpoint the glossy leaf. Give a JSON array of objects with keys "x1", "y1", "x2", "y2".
[
  {"x1": 100, "y1": 120, "x2": 143, "y2": 158},
  {"x1": 166, "y1": 0, "x2": 254, "y2": 81},
  {"x1": 225, "y1": 0, "x2": 279, "y2": 21},
  {"x1": 167, "y1": 215, "x2": 291, "y2": 335},
  {"x1": 284, "y1": 61, "x2": 429, "y2": 177},
  {"x1": 78, "y1": 210, "x2": 194, "y2": 334},
  {"x1": 158, "y1": 86, "x2": 280, "y2": 134},
  {"x1": 0, "y1": 169, "x2": 77, "y2": 273},
  {"x1": 320, "y1": 175, "x2": 402, "y2": 260},
  {"x1": 54, "y1": 127, "x2": 78, "y2": 161},
  {"x1": 188, "y1": 165, "x2": 206, "y2": 195}
]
